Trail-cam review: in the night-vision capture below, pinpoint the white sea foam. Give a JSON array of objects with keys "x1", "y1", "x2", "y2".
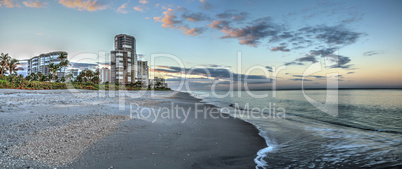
[{"x1": 254, "y1": 130, "x2": 274, "y2": 169}]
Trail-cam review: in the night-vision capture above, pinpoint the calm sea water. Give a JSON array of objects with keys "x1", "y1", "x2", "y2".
[{"x1": 187, "y1": 90, "x2": 402, "y2": 169}]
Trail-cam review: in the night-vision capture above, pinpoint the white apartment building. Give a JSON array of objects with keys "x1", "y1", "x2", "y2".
[
  {"x1": 27, "y1": 51, "x2": 68, "y2": 78},
  {"x1": 100, "y1": 67, "x2": 111, "y2": 83},
  {"x1": 137, "y1": 60, "x2": 149, "y2": 86}
]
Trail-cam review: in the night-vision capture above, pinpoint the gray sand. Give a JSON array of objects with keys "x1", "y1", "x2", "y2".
[
  {"x1": 10, "y1": 115, "x2": 129, "y2": 166},
  {"x1": 0, "y1": 89, "x2": 265, "y2": 168}
]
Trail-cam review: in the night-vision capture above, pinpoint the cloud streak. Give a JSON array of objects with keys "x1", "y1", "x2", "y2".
[
  {"x1": 290, "y1": 78, "x2": 312, "y2": 81},
  {"x1": 133, "y1": 5, "x2": 144, "y2": 12},
  {"x1": 216, "y1": 10, "x2": 248, "y2": 21},
  {"x1": 182, "y1": 12, "x2": 209, "y2": 22},
  {"x1": 298, "y1": 25, "x2": 362, "y2": 46},
  {"x1": 296, "y1": 55, "x2": 317, "y2": 63},
  {"x1": 363, "y1": 50, "x2": 381, "y2": 56},
  {"x1": 282, "y1": 46, "x2": 353, "y2": 70},
  {"x1": 211, "y1": 17, "x2": 284, "y2": 47},
  {"x1": 327, "y1": 55, "x2": 352, "y2": 68},
  {"x1": 117, "y1": 2, "x2": 128, "y2": 13},
  {"x1": 271, "y1": 46, "x2": 290, "y2": 52},
  {"x1": 284, "y1": 61, "x2": 304, "y2": 66}
]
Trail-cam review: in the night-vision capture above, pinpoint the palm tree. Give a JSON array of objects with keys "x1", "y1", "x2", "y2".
[
  {"x1": 92, "y1": 69, "x2": 100, "y2": 84},
  {"x1": 76, "y1": 74, "x2": 83, "y2": 82},
  {"x1": 58, "y1": 59, "x2": 70, "y2": 77},
  {"x1": 78, "y1": 70, "x2": 88, "y2": 82},
  {"x1": 0, "y1": 53, "x2": 10, "y2": 75},
  {"x1": 65, "y1": 73, "x2": 73, "y2": 81},
  {"x1": 7, "y1": 58, "x2": 20, "y2": 75},
  {"x1": 57, "y1": 52, "x2": 68, "y2": 61},
  {"x1": 53, "y1": 52, "x2": 68, "y2": 80},
  {"x1": 39, "y1": 74, "x2": 47, "y2": 82},
  {"x1": 25, "y1": 75, "x2": 32, "y2": 81},
  {"x1": 94, "y1": 69, "x2": 100, "y2": 77},
  {"x1": 83, "y1": 69, "x2": 93, "y2": 82},
  {"x1": 48, "y1": 63, "x2": 59, "y2": 81},
  {"x1": 61, "y1": 59, "x2": 70, "y2": 67},
  {"x1": 29, "y1": 72, "x2": 38, "y2": 81}
]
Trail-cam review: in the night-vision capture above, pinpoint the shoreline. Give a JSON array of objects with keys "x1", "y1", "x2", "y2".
[
  {"x1": 0, "y1": 89, "x2": 266, "y2": 168},
  {"x1": 66, "y1": 91, "x2": 266, "y2": 168},
  {"x1": 183, "y1": 90, "x2": 270, "y2": 167}
]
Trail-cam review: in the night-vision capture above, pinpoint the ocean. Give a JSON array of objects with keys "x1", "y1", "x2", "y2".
[{"x1": 186, "y1": 90, "x2": 402, "y2": 169}]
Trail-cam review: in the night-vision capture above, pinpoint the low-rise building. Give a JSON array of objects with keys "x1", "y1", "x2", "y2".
[{"x1": 150, "y1": 77, "x2": 168, "y2": 88}]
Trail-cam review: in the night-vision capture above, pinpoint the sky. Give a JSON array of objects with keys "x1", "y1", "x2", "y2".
[{"x1": 0, "y1": 0, "x2": 401, "y2": 90}]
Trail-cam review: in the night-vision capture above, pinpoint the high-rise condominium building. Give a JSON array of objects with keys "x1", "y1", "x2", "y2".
[
  {"x1": 137, "y1": 60, "x2": 149, "y2": 86},
  {"x1": 110, "y1": 34, "x2": 137, "y2": 84},
  {"x1": 100, "y1": 67, "x2": 111, "y2": 83},
  {"x1": 27, "y1": 51, "x2": 68, "y2": 77}
]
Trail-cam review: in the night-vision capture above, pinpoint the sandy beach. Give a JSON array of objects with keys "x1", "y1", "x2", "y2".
[{"x1": 0, "y1": 89, "x2": 265, "y2": 168}]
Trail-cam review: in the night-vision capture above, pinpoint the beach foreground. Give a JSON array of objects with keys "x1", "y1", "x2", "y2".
[{"x1": 0, "y1": 89, "x2": 265, "y2": 168}]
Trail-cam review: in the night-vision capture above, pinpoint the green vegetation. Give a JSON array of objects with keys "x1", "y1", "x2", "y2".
[
  {"x1": 0, "y1": 74, "x2": 170, "y2": 91},
  {"x1": 0, "y1": 74, "x2": 66, "y2": 90}
]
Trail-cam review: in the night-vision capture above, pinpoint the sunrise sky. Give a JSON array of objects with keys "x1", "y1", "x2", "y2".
[{"x1": 0, "y1": 0, "x2": 401, "y2": 89}]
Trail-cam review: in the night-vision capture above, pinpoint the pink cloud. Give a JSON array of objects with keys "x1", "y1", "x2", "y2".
[
  {"x1": 0, "y1": 0, "x2": 19, "y2": 8},
  {"x1": 154, "y1": 7, "x2": 205, "y2": 36},
  {"x1": 23, "y1": 0, "x2": 47, "y2": 8},
  {"x1": 59, "y1": 0, "x2": 108, "y2": 11},
  {"x1": 180, "y1": 27, "x2": 204, "y2": 36},
  {"x1": 154, "y1": 8, "x2": 181, "y2": 28},
  {"x1": 133, "y1": 5, "x2": 144, "y2": 12},
  {"x1": 139, "y1": 0, "x2": 148, "y2": 4},
  {"x1": 208, "y1": 20, "x2": 230, "y2": 29}
]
